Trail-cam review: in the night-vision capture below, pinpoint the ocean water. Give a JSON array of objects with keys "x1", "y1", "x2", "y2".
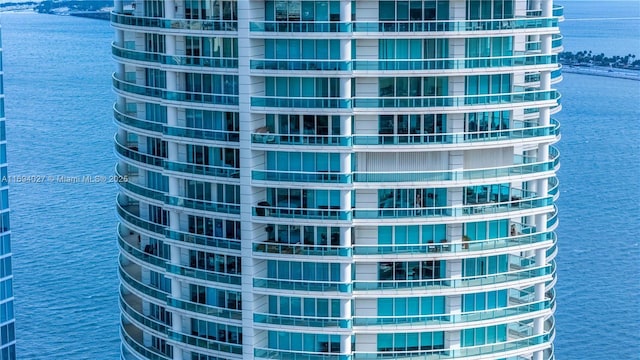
[
  {"x1": 559, "y1": 0, "x2": 640, "y2": 55},
  {"x1": 0, "y1": 5, "x2": 638, "y2": 360},
  {"x1": 0, "y1": 12, "x2": 120, "y2": 359},
  {"x1": 553, "y1": 73, "x2": 640, "y2": 359}
]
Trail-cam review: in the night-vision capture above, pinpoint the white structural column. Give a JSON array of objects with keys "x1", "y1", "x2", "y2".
[
  {"x1": 339, "y1": 0, "x2": 353, "y2": 354},
  {"x1": 535, "y1": 3, "x2": 554, "y2": 360},
  {"x1": 444, "y1": 0, "x2": 466, "y2": 351},
  {"x1": 162, "y1": 3, "x2": 184, "y2": 360},
  {"x1": 238, "y1": 1, "x2": 256, "y2": 358}
]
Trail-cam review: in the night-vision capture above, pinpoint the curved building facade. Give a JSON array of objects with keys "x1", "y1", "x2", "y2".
[
  {"x1": 112, "y1": 1, "x2": 562, "y2": 359},
  {"x1": 0, "y1": 27, "x2": 17, "y2": 359}
]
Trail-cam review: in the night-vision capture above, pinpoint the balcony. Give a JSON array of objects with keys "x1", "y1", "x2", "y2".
[
  {"x1": 353, "y1": 297, "x2": 552, "y2": 328},
  {"x1": 115, "y1": 167, "x2": 165, "y2": 203},
  {"x1": 352, "y1": 230, "x2": 555, "y2": 256},
  {"x1": 253, "y1": 204, "x2": 351, "y2": 222},
  {"x1": 352, "y1": 119, "x2": 560, "y2": 147},
  {"x1": 164, "y1": 125, "x2": 239, "y2": 143},
  {"x1": 253, "y1": 242, "x2": 351, "y2": 257},
  {"x1": 251, "y1": 59, "x2": 350, "y2": 72},
  {"x1": 250, "y1": 21, "x2": 351, "y2": 33},
  {"x1": 353, "y1": 90, "x2": 559, "y2": 110},
  {"x1": 114, "y1": 135, "x2": 164, "y2": 169},
  {"x1": 121, "y1": 324, "x2": 171, "y2": 360},
  {"x1": 111, "y1": 11, "x2": 237, "y2": 32},
  {"x1": 120, "y1": 293, "x2": 169, "y2": 334},
  {"x1": 116, "y1": 199, "x2": 165, "y2": 235},
  {"x1": 254, "y1": 313, "x2": 351, "y2": 329},
  {"x1": 167, "y1": 297, "x2": 242, "y2": 321},
  {"x1": 118, "y1": 261, "x2": 168, "y2": 302},
  {"x1": 112, "y1": 43, "x2": 238, "y2": 69},
  {"x1": 251, "y1": 96, "x2": 351, "y2": 109},
  {"x1": 118, "y1": 228, "x2": 167, "y2": 269},
  {"x1": 351, "y1": 325, "x2": 553, "y2": 359},
  {"x1": 252, "y1": 170, "x2": 351, "y2": 184},
  {"x1": 253, "y1": 277, "x2": 351, "y2": 293},
  {"x1": 165, "y1": 263, "x2": 241, "y2": 286},
  {"x1": 350, "y1": 54, "x2": 557, "y2": 72},
  {"x1": 165, "y1": 228, "x2": 240, "y2": 251},
  {"x1": 164, "y1": 160, "x2": 239, "y2": 179},
  {"x1": 353, "y1": 150, "x2": 559, "y2": 184},
  {"x1": 248, "y1": 17, "x2": 559, "y2": 35},
  {"x1": 112, "y1": 74, "x2": 238, "y2": 106},
  {"x1": 165, "y1": 196, "x2": 240, "y2": 215},
  {"x1": 252, "y1": 131, "x2": 351, "y2": 147},
  {"x1": 353, "y1": 263, "x2": 554, "y2": 291},
  {"x1": 113, "y1": 106, "x2": 163, "y2": 133},
  {"x1": 166, "y1": 330, "x2": 243, "y2": 355}
]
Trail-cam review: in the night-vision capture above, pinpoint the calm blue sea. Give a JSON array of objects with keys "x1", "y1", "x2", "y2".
[
  {"x1": 559, "y1": 0, "x2": 640, "y2": 55},
  {"x1": 0, "y1": 3, "x2": 639, "y2": 359},
  {"x1": 1, "y1": 12, "x2": 120, "y2": 359}
]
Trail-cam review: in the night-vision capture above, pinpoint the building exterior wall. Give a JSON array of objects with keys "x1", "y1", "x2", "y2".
[
  {"x1": 112, "y1": 1, "x2": 562, "y2": 359},
  {"x1": 0, "y1": 26, "x2": 17, "y2": 360}
]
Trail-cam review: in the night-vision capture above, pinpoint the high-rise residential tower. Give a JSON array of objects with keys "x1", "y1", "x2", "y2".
[
  {"x1": 112, "y1": 1, "x2": 562, "y2": 359},
  {"x1": 0, "y1": 27, "x2": 16, "y2": 359}
]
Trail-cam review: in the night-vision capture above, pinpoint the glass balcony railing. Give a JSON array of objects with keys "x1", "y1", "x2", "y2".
[
  {"x1": 253, "y1": 278, "x2": 351, "y2": 293},
  {"x1": 118, "y1": 265, "x2": 168, "y2": 302},
  {"x1": 111, "y1": 12, "x2": 238, "y2": 32},
  {"x1": 254, "y1": 313, "x2": 351, "y2": 329},
  {"x1": 251, "y1": 92, "x2": 558, "y2": 111},
  {"x1": 116, "y1": 176, "x2": 165, "y2": 202},
  {"x1": 113, "y1": 75, "x2": 238, "y2": 106},
  {"x1": 352, "y1": 330, "x2": 553, "y2": 359},
  {"x1": 113, "y1": 106, "x2": 163, "y2": 133},
  {"x1": 352, "y1": 119, "x2": 560, "y2": 146},
  {"x1": 251, "y1": 132, "x2": 350, "y2": 146},
  {"x1": 252, "y1": 170, "x2": 351, "y2": 184},
  {"x1": 250, "y1": 21, "x2": 350, "y2": 33},
  {"x1": 552, "y1": 34, "x2": 563, "y2": 49},
  {"x1": 164, "y1": 126, "x2": 239, "y2": 143},
  {"x1": 352, "y1": 231, "x2": 555, "y2": 256},
  {"x1": 116, "y1": 201, "x2": 165, "y2": 235},
  {"x1": 353, "y1": 298, "x2": 552, "y2": 326},
  {"x1": 253, "y1": 242, "x2": 352, "y2": 257},
  {"x1": 253, "y1": 197, "x2": 553, "y2": 223},
  {"x1": 255, "y1": 348, "x2": 350, "y2": 360},
  {"x1": 114, "y1": 136, "x2": 164, "y2": 168},
  {"x1": 251, "y1": 59, "x2": 349, "y2": 71},
  {"x1": 165, "y1": 229, "x2": 241, "y2": 251},
  {"x1": 352, "y1": 54, "x2": 557, "y2": 71},
  {"x1": 249, "y1": 17, "x2": 558, "y2": 34},
  {"x1": 165, "y1": 264, "x2": 241, "y2": 285},
  {"x1": 166, "y1": 297, "x2": 242, "y2": 321},
  {"x1": 164, "y1": 160, "x2": 239, "y2": 179},
  {"x1": 353, "y1": 264, "x2": 553, "y2": 291},
  {"x1": 118, "y1": 233, "x2": 167, "y2": 268},
  {"x1": 251, "y1": 97, "x2": 351, "y2": 109},
  {"x1": 112, "y1": 43, "x2": 238, "y2": 69},
  {"x1": 249, "y1": 54, "x2": 556, "y2": 73},
  {"x1": 253, "y1": 206, "x2": 351, "y2": 221},
  {"x1": 547, "y1": 207, "x2": 559, "y2": 229},
  {"x1": 165, "y1": 196, "x2": 240, "y2": 215},
  {"x1": 353, "y1": 149, "x2": 559, "y2": 183},
  {"x1": 354, "y1": 17, "x2": 558, "y2": 33},
  {"x1": 121, "y1": 327, "x2": 171, "y2": 360},
  {"x1": 354, "y1": 90, "x2": 559, "y2": 109},
  {"x1": 167, "y1": 330, "x2": 243, "y2": 355},
  {"x1": 120, "y1": 296, "x2": 169, "y2": 334},
  {"x1": 553, "y1": 5, "x2": 564, "y2": 18}
]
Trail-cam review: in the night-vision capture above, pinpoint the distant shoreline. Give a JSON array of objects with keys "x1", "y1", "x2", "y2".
[{"x1": 561, "y1": 65, "x2": 640, "y2": 81}]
